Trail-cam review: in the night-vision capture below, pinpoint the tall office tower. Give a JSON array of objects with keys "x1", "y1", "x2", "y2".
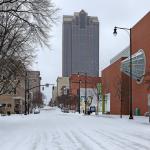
[{"x1": 62, "y1": 10, "x2": 99, "y2": 77}]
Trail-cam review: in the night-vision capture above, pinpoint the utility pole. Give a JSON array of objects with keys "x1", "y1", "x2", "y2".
[
  {"x1": 27, "y1": 78, "x2": 30, "y2": 114},
  {"x1": 85, "y1": 73, "x2": 87, "y2": 114},
  {"x1": 24, "y1": 71, "x2": 27, "y2": 115},
  {"x1": 78, "y1": 80, "x2": 81, "y2": 113}
]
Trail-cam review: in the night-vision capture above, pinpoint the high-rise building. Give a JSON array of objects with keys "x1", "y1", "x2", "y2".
[{"x1": 62, "y1": 10, "x2": 99, "y2": 77}]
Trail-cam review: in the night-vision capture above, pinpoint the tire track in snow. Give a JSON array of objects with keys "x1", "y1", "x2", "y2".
[
  {"x1": 38, "y1": 131, "x2": 49, "y2": 150},
  {"x1": 129, "y1": 133, "x2": 150, "y2": 141},
  {"x1": 51, "y1": 131, "x2": 64, "y2": 150},
  {"x1": 31, "y1": 133, "x2": 41, "y2": 150},
  {"x1": 71, "y1": 130, "x2": 109, "y2": 150},
  {"x1": 53, "y1": 129, "x2": 83, "y2": 150},
  {"x1": 94, "y1": 129, "x2": 131, "y2": 150},
  {"x1": 95, "y1": 129, "x2": 150, "y2": 150},
  {"x1": 79, "y1": 130, "x2": 110, "y2": 150},
  {"x1": 70, "y1": 131, "x2": 91, "y2": 150},
  {"x1": 107, "y1": 130, "x2": 150, "y2": 150},
  {"x1": 63, "y1": 131, "x2": 82, "y2": 150},
  {"x1": 0, "y1": 133, "x2": 31, "y2": 150}
]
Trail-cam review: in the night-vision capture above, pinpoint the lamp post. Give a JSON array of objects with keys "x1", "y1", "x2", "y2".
[
  {"x1": 77, "y1": 80, "x2": 81, "y2": 114},
  {"x1": 77, "y1": 72, "x2": 87, "y2": 114},
  {"x1": 113, "y1": 26, "x2": 133, "y2": 119}
]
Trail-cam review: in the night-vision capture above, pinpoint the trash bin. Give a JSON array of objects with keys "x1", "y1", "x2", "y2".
[
  {"x1": 135, "y1": 107, "x2": 140, "y2": 116},
  {"x1": 87, "y1": 110, "x2": 91, "y2": 115}
]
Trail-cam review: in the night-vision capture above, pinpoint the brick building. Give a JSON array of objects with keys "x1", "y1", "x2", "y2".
[
  {"x1": 102, "y1": 12, "x2": 150, "y2": 115},
  {"x1": 69, "y1": 74, "x2": 101, "y2": 112},
  {"x1": 131, "y1": 12, "x2": 150, "y2": 115},
  {"x1": 102, "y1": 58, "x2": 129, "y2": 115}
]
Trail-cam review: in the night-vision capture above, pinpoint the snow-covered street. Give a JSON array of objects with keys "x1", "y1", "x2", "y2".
[{"x1": 0, "y1": 107, "x2": 150, "y2": 150}]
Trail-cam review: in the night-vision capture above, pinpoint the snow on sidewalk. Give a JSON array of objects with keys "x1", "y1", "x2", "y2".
[{"x1": 0, "y1": 107, "x2": 150, "y2": 150}]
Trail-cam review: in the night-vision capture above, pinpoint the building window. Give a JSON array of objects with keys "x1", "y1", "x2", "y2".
[
  {"x1": 121, "y1": 49, "x2": 146, "y2": 83},
  {"x1": 7, "y1": 104, "x2": 11, "y2": 107}
]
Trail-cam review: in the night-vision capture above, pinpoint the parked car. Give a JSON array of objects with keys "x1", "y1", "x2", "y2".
[
  {"x1": 87, "y1": 106, "x2": 96, "y2": 115},
  {"x1": 34, "y1": 108, "x2": 40, "y2": 114},
  {"x1": 90, "y1": 106, "x2": 96, "y2": 113},
  {"x1": 61, "y1": 107, "x2": 69, "y2": 113}
]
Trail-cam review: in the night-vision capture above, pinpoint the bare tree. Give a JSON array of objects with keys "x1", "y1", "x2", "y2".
[
  {"x1": 114, "y1": 74, "x2": 130, "y2": 118},
  {"x1": 91, "y1": 83, "x2": 99, "y2": 115},
  {"x1": 144, "y1": 69, "x2": 150, "y2": 91},
  {"x1": 0, "y1": 0, "x2": 59, "y2": 95},
  {"x1": 114, "y1": 75, "x2": 123, "y2": 118}
]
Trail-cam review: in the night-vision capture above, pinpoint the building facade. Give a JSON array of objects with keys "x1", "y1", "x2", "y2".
[
  {"x1": 27, "y1": 71, "x2": 41, "y2": 108},
  {"x1": 51, "y1": 86, "x2": 57, "y2": 106},
  {"x1": 57, "y1": 77, "x2": 70, "y2": 97},
  {"x1": 131, "y1": 12, "x2": 150, "y2": 115},
  {"x1": 62, "y1": 10, "x2": 99, "y2": 77},
  {"x1": 102, "y1": 12, "x2": 150, "y2": 115},
  {"x1": 0, "y1": 70, "x2": 41, "y2": 114},
  {"x1": 102, "y1": 58, "x2": 130, "y2": 115},
  {"x1": 69, "y1": 74, "x2": 101, "y2": 112},
  {"x1": 0, "y1": 82, "x2": 25, "y2": 114},
  {"x1": 56, "y1": 77, "x2": 70, "y2": 107}
]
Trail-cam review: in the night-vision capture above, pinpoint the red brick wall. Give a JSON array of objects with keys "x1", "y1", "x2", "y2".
[
  {"x1": 69, "y1": 74, "x2": 101, "y2": 110},
  {"x1": 101, "y1": 12, "x2": 150, "y2": 115},
  {"x1": 102, "y1": 58, "x2": 129, "y2": 115},
  {"x1": 131, "y1": 12, "x2": 150, "y2": 115},
  {"x1": 70, "y1": 75, "x2": 101, "y2": 94}
]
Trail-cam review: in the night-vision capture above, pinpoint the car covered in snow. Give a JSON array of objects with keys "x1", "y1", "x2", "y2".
[
  {"x1": 34, "y1": 108, "x2": 40, "y2": 114},
  {"x1": 61, "y1": 107, "x2": 69, "y2": 113}
]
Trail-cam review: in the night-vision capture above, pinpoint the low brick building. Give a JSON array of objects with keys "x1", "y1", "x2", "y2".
[
  {"x1": 69, "y1": 74, "x2": 101, "y2": 112},
  {"x1": 131, "y1": 12, "x2": 150, "y2": 115},
  {"x1": 102, "y1": 12, "x2": 150, "y2": 116},
  {"x1": 102, "y1": 58, "x2": 130, "y2": 115}
]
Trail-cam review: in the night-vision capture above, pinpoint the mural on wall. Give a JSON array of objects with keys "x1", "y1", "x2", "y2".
[{"x1": 80, "y1": 88, "x2": 97, "y2": 112}]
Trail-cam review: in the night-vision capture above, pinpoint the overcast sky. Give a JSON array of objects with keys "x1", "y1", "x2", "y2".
[{"x1": 32, "y1": 0, "x2": 150, "y2": 102}]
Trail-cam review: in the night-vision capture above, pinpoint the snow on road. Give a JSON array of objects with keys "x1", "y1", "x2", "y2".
[{"x1": 0, "y1": 107, "x2": 150, "y2": 150}]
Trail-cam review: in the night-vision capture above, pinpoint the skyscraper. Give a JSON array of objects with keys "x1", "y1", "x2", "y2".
[{"x1": 62, "y1": 10, "x2": 99, "y2": 77}]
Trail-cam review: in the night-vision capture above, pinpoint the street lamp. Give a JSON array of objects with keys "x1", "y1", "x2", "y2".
[
  {"x1": 76, "y1": 78, "x2": 81, "y2": 114},
  {"x1": 113, "y1": 26, "x2": 133, "y2": 119},
  {"x1": 77, "y1": 72, "x2": 87, "y2": 114}
]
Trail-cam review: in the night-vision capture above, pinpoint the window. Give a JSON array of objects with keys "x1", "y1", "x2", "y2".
[
  {"x1": 121, "y1": 49, "x2": 146, "y2": 83},
  {"x1": 7, "y1": 104, "x2": 11, "y2": 107}
]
